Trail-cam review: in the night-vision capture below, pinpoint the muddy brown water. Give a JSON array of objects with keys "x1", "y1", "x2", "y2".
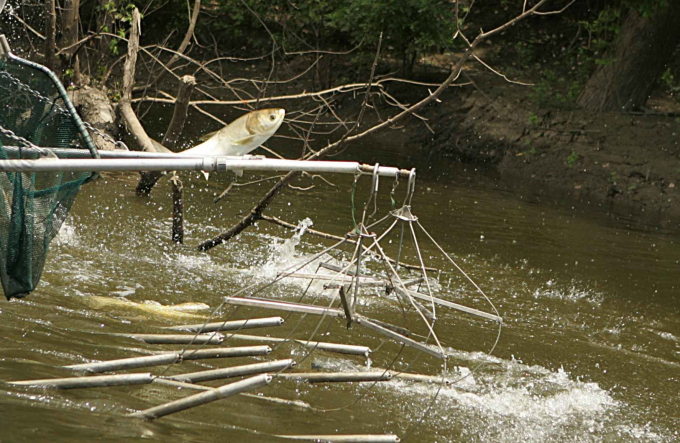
[{"x1": 0, "y1": 142, "x2": 678, "y2": 443}]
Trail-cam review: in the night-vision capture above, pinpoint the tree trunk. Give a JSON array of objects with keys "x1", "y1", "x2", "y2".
[
  {"x1": 60, "y1": 0, "x2": 81, "y2": 83},
  {"x1": 44, "y1": 0, "x2": 56, "y2": 71},
  {"x1": 577, "y1": 2, "x2": 680, "y2": 112}
]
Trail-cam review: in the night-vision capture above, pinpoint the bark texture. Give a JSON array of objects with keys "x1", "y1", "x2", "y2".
[{"x1": 577, "y1": 2, "x2": 680, "y2": 112}]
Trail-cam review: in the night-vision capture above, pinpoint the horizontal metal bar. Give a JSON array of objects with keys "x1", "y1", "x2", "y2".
[
  {"x1": 65, "y1": 353, "x2": 180, "y2": 373},
  {"x1": 10, "y1": 373, "x2": 154, "y2": 389},
  {"x1": 151, "y1": 379, "x2": 312, "y2": 409},
  {"x1": 118, "y1": 333, "x2": 224, "y2": 345},
  {"x1": 311, "y1": 360, "x2": 450, "y2": 386},
  {"x1": 176, "y1": 346, "x2": 272, "y2": 360},
  {"x1": 275, "y1": 372, "x2": 391, "y2": 383},
  {"x1": 165, "y1": 316, "x2": 285, "y2": 333},
  {"x1": 285, "y1": 273, "x2": 387, "y2": 287},
  {"x1": 1, "y1": 145, "x2": 251, "y2": 160},
  {"x1": 130, "y1": 374, "x2": 271, "y2": 420},
  {"x1": 397, "y1": 288, "x2": 502, "y2": 323},
  {"x1": 224, "y1": 334, "x2": 371, "y2": 356},
  {"x1": 356, "y1": 316, "x2": 446, "y2": 360},
  {"x1": 222, "y1": 297, "x2": 345, "y2": 318},
  {"x1": 0, "y1": 157, "x2": 409, "y2": 177},
  {"x1": 169, "y1": 359, "x2": 294, "y2": 384}
]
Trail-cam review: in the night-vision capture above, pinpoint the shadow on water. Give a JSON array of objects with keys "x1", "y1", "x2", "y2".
[{"x1": 0, "y1": 130, "x2": 678, "y2": 442}]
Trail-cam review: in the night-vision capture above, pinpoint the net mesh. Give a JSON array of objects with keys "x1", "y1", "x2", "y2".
[{"x1": 0, "y1": 58, "x2": 96, "y2": 299}]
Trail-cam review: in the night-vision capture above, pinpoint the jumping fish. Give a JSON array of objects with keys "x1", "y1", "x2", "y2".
[
  {"x1": 178, "y1": 108, "x2": 285, "y2": 179},
  {"x1": 83, "y1": 295, "x2": 210, "y2": 320}
]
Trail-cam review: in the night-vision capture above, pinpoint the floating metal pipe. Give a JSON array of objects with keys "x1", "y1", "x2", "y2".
[
  {"x1": 166, "y1": 316, "x2": 285, "y2": 333},
  {"x1": 356, "y1": 316, "x2": 446, "y2": 360},
  {"x1": 275, "y1": 372, "x2": 391, "y2": 383},
  {"x1": 285, "y1": 273, "x2": 387, "y2": 287},
  {"x1": 119, "y1": 333, "x2": 224, "y2": 345},
  {"x1": 239, "y1": 393, "x2": 312, "y2": 410},
  {"x1": 176, "y1": 346, "x2": 272, "y2": 360},
  {"x1": 10, "y1": 373, "x2": 153, "y2": 389},
  {"x1": 294, "y1": 340, "x2": 371, "y2": 357},
  {"x1": 310, "y1": 360, "x2": 451, "y2": 386},
  {"x1": 65, "y1": 353, "x2": 180, "y2": 373},
  {"x1": 396, "y1": 288, "x2": 502, "y2": 323},
  {"x1": 275, "y1": 435, "x2": 400, "y2": 443},
  {"x1": 222, "y1": 297, "x2": 345, "y2": 318},
  {"x1": 169, "y1": 359, "x2": 295, "y2": 384},
  {"x1": 129, "y1": 374, "x2": 271, "y2": 420},
  {"x1": 225, "y1": 334, "x2": 371, "y2": 356},
  {"x1": 151, "y1": 379, "x2": 312, "y2": 409}
]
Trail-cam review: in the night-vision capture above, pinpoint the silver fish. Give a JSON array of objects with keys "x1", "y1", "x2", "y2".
[{"x1": 179, "y1": 108, "x2": 285, "y2": 179}]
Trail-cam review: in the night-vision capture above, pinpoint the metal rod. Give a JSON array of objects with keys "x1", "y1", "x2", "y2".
[
  {"x1": 174, "y1": 346, "x2": 272, "y2": 360},
  {"x1": 165, "y1": 316, "x2": 284, "y2": 333},
  {"x1": 274, "y1": 435, "x2": 400, "y2": 443},
  {"x1": 152, "y1": 379, "x2": 312, "y2": 409},
  {"x1": 239, "y1": 393, "x2": 312, "y2": 410},
  {"x1": 285, "y1": 273, "x2": 386, "y2": 286},
  {"x1": 129, "y1": 374, "x2": 272, "y2": 420},
  {"x1": 275, "y1": 372, "x2": 392, "y2": 383},
  {"x1": 396, "y1": 288, "x2": 502, "y2": 323},
  {"x1": 311, "y1": 360, "x2": 450, "y2": 385},
  {"x1": 169, "y1": 359, "x2": 294, "y2": 383},
  {"x1": 10, "y1": 373, "x2": 153, "y2": 389},
  {"x1": 0, "y1": 157, "x2": 410, "y2": 177},
  {"x1": 225, "y1": 334, "x2": 371, "y2": 356},
  {"x1": 65, "y1": 353, "x2": 180, "y2": 373},
  {"x1": 1, "y1": 145, "x2": 254, "y2": 160},
  {"x1": 118, "y1": 333, "x2": 224, "y2": 345},
  {"x1": 222, "y1": 297, "x2": 345, "y2": 318},
  {"x1": 356, "y1": 316, "x2": 446, "y2": 360}
]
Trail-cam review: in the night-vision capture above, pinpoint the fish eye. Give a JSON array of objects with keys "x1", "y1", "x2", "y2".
[{"x1": 270, "y1": 114, "x2": 276, "y2": 121}]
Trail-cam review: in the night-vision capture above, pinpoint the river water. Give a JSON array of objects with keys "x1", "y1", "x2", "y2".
[{"x1": 0, "y1": 143, "x2": 678, "y2": 443}]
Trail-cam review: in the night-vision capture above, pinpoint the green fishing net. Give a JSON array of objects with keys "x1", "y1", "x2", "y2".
[{"x1": 0, "y1": 57, "x2": 97, "y2": 299}]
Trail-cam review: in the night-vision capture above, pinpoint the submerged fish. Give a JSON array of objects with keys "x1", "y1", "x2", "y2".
[
  {"x1": 179, "y1": 108, "x2": 285, "y2": 179},
  {"x1": 84, "y1": 295, "x2": 210, "y2": 320}
]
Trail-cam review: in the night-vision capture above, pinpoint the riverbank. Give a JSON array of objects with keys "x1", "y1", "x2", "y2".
[{"x1": 417, "y1": 72, "x2": 680, "y2": 228}]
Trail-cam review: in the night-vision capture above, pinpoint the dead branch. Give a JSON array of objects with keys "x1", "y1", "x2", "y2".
[
  {"x1": 117, "y1": 8, "x2": 157, "y2": 153},
  {"x1": 152, "y1": 0, "x2": 201, "y2": 86},
  {"x1": 136, "y1": 75, "x2": 196, "y2": 196},
  {"x1": 196, "y1": 0, "x2": 553, "y2": 253}
]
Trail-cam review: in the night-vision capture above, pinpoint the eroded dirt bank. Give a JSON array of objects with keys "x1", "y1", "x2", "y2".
[{"x1": 420, "y1": 77, "x2": 680, "y2": 227}]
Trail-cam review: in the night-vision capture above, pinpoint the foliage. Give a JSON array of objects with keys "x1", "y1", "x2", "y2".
[{"x1": 326, "y1": 0, "x2": 459, "y2": 75}]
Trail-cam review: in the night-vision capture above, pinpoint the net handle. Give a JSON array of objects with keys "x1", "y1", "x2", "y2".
[{"x1": 0, "y1": 34, "x2": 100, "y2": 183}]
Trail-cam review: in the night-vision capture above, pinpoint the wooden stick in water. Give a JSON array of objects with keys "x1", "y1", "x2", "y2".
[
  {"x1": 169, "y1": 359, "x2": 294, "y2": 383},
  {"x1": 129, "y1": 374, "x2": 271, "y2": 420},
  {"x1": 65, "y1": 353, "x2": 181, "y2": 373},
  {"x1": 10, "y1": 373, "x2": 154, "y2": 389},
  {"x1": 165, "y1": 316, "x2": 285, "y2": 333}
]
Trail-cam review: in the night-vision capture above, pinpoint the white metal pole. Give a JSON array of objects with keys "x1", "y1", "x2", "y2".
[{"x1": 0, "y1": 157, "x2": 410, "y2": 178}]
